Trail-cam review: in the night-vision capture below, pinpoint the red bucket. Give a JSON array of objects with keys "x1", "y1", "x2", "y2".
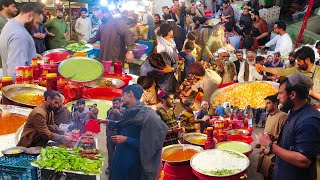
[
  {"x1": 192, "y1": 168, "x2": 247, "y2": 180},
  {"x1": 163, "y1": 163, "x2": 197, "y2": 180},
  {"x1": 85, "y1": 88, "x2": 122, "y2": 101},
  {"x1": 227, "y1": 135, "x2": 254, "y2": 144},
  {"x1": 85, "y1": 119, "x2": 101, "y2": 133}
]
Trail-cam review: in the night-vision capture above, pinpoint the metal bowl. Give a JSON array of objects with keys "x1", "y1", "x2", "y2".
[
  {"x1": 227, "y1": 129, "x2": 250, "y2": 136},
  {"x1": 85, "y1": 78, "x2": 125, "y2": 89},
  {"x1": 66, "y1": 43, "x2": 93, "y2": 52},
  {"x1": 58, "y1": 57, "x2": 104, "y2": 83},
  {"x1": 162, "y1": 144, "x2": 203, "y2": 164},
  {"x1": 190, "y1": 149, "x2": 250, "y2": 177},
  {"x1": 42, "y1": 48, "x2": 74, "y2": 64},
  {"x1": 1, "y1": 84, "x2": 46, "y2": 108},
  {"x1": 25, "y1": 146, "x2": 42, "y2": 155},
  {"x1": 216, "y1": 141, "x2": 253, "y2": 156},
  {"x1": 1, "y1": 146, "x2": 27, "y2": 157},
  {"x1": 183, "y1": 133, "x2": 207, "y2": 146}
]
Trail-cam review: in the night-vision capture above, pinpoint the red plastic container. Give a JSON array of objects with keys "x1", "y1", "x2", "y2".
[
  {"x1": 192, "y1": 168, "x2": 247, "y2": 180},
  {"x1": 85, "y1": 88, "x2": 122, "y2": 101},
  {"x1": 85, "y1": 120, "x2": 101, "y2": 133},
  {"x1": 227, "y1": 135, "x2": 254, "y2": 144},
  {"x1": 163, "y1": 163, "x2": 196, "y2": 180},
  {"x1": 44, "y1": 51, "x2": 73, "y2": 63}
]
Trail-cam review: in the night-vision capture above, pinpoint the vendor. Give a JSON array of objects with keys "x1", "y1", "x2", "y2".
[
  {"x1": 17, "y1": 90, "x2": 73, "y2": 148},
  {"x1": 179, "y1": 100, "x2": 203, "y2": 133},
  {"x1": 54, "y1": 95, "x2": 72, "y2": 125}
]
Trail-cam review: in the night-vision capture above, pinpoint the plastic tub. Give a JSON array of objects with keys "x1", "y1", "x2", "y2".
[
  {"x1": 133, "y1": 43, "x2": 148, "y2": 58},
  {"x1": 163, "y1": 163, "x2": 196, "y2": 180},
  {"x1": 136, "y1": 40, "x2": 153, "y2": 55},
  {"x1": 85, "y1": 88, "x2": 122, "y2": 101},
  {"x1": 102, "y1": 60, "x2": 112, "y2": 74},
  {"x1": 102, "y1": 73, "x2": 133, "y2": 87},
  {"x1": 227, "y1": 135, "x2": 254, "y2": 144}
]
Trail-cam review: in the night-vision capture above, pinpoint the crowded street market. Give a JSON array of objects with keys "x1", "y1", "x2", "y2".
[{"x1": 0, "y1": 0, "x2": 319, "y2": 179}]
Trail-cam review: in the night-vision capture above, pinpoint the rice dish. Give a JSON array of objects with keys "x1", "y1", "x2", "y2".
[{"x1": 191, "y1": 149, "x2": 249, "y2": 176}]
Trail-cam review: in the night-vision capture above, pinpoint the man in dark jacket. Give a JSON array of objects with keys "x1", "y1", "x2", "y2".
[
  {"x1": 109, "y1": 84, "x2": 168, "y2": 180},
  {"x1": 89, "y1": 7, "x2": 135, "y2": 63}
]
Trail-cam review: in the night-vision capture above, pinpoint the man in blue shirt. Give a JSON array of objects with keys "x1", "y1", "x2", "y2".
[
  {"x1": 215, "y1": 103, "x2": 225, "y2": 117},
  {"x1": 258, "y1": 72, "x2": 320, "y2": 180}
]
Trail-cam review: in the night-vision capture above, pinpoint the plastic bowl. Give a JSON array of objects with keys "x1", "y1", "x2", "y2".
[
  {"x1": 85, "y1": 88, "x2": 122, "y2": 101},
  {"x1": 133, "y1": 43, "x2": 148, "y2": 58},
  {"x1": 227, "y1": 135, "x2": 254, "y2": 144},
  {"x1": 102, "y1": 73, "x2": 133, "y2": 87}
]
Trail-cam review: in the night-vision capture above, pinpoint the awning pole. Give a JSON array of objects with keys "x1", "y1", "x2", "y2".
[
  {"x1": 69, "y1": 1, "x2": 72, "y2": 37},
  {"x1": 294, "y1": 0, "x2": 315, "y2": 48}
]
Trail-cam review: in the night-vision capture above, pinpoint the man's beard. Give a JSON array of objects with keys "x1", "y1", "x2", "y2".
[
  {"x1": 248, "y1": 60, "x2": 256, "y2": 66},
  {"x1": 25, "y1": 20, "x2": 34, "y2": 34},
  {"x1": 252, "y1": 17, "x2": 257, "y2": 22},
  {"x1": 281, "y1": 97, "x2": 294, "y2": 112},
  {"x1": 298, "y1": 63, "x2": 308, "y2": 70},
  {"x1": 57, "y1": 16, "x2": 63, "y2": 19},
  {"x1": 166, "y1": 101, "x2": 173, "y2": 108},
  {"x1": 155, "y1": 20, "x2": 161, "y2": 24},
  {"x1": 289, "y1": 60, "x2": 295, "y2": 65},
  {"x1": 7, "y1": 10, "x2": 16, "y2": 18}
]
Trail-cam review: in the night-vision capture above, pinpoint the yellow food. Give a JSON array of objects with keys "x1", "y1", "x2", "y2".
[
  {"x1": 12, "y1": 93, "x2": 44, "y2": 106},
  {"x1": 10, "y1": 150, "x2": 21, "y2": 154},
  {"x1": 212, "y1": 82, "x2": 277, "y2": 108},
  {"x1": 72, "y1": 129, "x2": 80, "y2": 133},
  {"x1": 189, "y1": 137, "x2": 207, "y2": 145},
  {"x1": 96, "y1": 79, "x2": 116, "y2": 88},
  {"x1": 163, "y1": 149, "x2": 198, "y2": 162},
  {"x1": 0, "y1": 113, "x2": 27, "y2": 135}
]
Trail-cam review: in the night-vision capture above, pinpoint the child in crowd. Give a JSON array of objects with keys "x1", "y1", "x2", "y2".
[
  {"x1": 183, "y1": 32, "x2": 201, "y2": 60},
  {"x1": 179, "y1": 42, "x2": 196, "y2": 82},
  {"x1": 137, "y1": 76, "x2": 160, "y2": 109}
]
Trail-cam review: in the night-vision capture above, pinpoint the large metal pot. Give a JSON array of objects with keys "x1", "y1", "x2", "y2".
[
  {"x1": 162, "y1": 144, "x2": 203, "y2": 165},
  {"x1": 1, "y1": 84, "x2": 46, "y2": 108},
  {"x1": 183, "y1": 133, "x2": 208, "y2": 146},
  {"x1": 0, "y1": 105, "x2": 32, "y2": 156},
  {"x1": 42, "y1": 48, "x2": 74, "y2": 64}
]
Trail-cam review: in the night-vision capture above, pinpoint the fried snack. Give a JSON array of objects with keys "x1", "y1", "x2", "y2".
[
  {"x1": 212, "y1": 82, "x2": 277, "y2": 108},
  {"x1": 96, "y1": 79, "x2": 116, "y2": 88}
]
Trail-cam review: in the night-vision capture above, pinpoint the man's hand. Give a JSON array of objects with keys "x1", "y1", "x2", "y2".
[
  {"x1": 259, "y1": 46, "x2": 266, "y2": 49},
  {"x1": 111, "y1": 135, "x2": 127, "y2": 144},
  {"x1": 63, "y1": 33, "x2": 68, "y2": 39},
  {"x1": 258, "y1": 132, "x2": 272, "y2": 147},
  {"x1": 112, "y1": 108, "x2": 120, "y2": 115},
  {"x1": 255, "y1": 64, "x2": 264, "y2": 72},
  {"x1": 174, "y1": 127, "x2": 183, "y2": 133},
  {"x1": 48, "y1": 32, "x2": 55, "y2": 37},
  {"x1": 125, "y1": 52, "x2": 134, "y2": 63},
  {"x1": 37, "y1": 54, "x2": 43, "y2": 59},
  {"x1": 160, "y1": 64, "x2": 174, "y2": 74},
  {"x1": 97, "y1": 119, "x2": 108, "y2": 124},
  {"x1": 63, "y1": 135, "x2": 73, "y2": 144},
  {"x1": 208, "y1": 52, "x2": 214, "y2": 59}
]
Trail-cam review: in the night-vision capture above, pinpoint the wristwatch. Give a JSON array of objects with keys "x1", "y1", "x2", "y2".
[{"x1": 266, "y1": 142, "x2": 274, "y2": 152}]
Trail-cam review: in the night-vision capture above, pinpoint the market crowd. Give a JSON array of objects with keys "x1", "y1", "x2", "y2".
[{"x1": 0, "y1": 0, "x2": 319, "y2": 179}]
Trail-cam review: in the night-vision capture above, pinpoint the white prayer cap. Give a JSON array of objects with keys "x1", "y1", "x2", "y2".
[
  {"x1": 180, "y1": 0, "x2": 186, "y2": 2},
  {"x1": 201, "y1": 101, "x2": 209, "y2": 107},
  {"x1": 217, "y1": 47, "x2": 228, "y2": 54}
]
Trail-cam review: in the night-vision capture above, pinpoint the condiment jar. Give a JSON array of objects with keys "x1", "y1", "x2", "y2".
[
  {"x1": 23, "y1": 77, "x2": 30, "y2": 84},
  {"x1": 31, "y1": 58, "x2": 38, "y2": 66},
  {"x1": 123, "y1": 63, "x2": 129, "y2": 74},
  {"x1": 46, "y1": 73, "x2": 58, "y2": 91},
  {"x1": 114, "y1": 61, "x2": 122, "y2": 74},
  {"x1": 39, "y1": 74, "x2": 47, "y2": 87},
  {"x1": 49, "y1": 60, "x2": 58, "y2": 74},
  {"x1": 24, "y1": 66, "x2": 33, "y2": 77},
  {"x1": 15, "y1": 66, "x2": 25, "y2": 78},
  {"x1": 2, "y1": 77, "x2": 13, "y2": 87},
  {"x1": 15, "y1": 77, "x2": 23, "y2": 84},
  {"x1": 204, "y1": 127, "x2": 215, "y2": 150}
]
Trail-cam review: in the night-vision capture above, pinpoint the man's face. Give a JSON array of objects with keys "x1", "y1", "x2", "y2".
[
  {"x1": 25, "y1": 13, "x2": 43, "y2": 32},
  {"x1": 247, "y1": 54, "x2": 255, "y2": 62},
  {"x1": 190, "y1": 7, "x2": 196, "y2": 14},
  {"x1": 251, "y1": 14, "x2": 257, "y2": 21},
  {"x1": 77, "y1": 103, "x2": 86, "y2": 112},
  {"x1": 112, "y1": 101, "x2": 121, "y2": 109},
  {"x1": 186, "y1": 104, "x2": 195, "y2": 112},
  {"x1": 289, "y1": 55, "x2": 295, "y2": 62},
  {"x1": 278, "y1": 83, "x2": 294, "y2": 112},
  {"x1": 154, "y1": 16, "x2": 160, "y2": 23},
  {"x1": 121, "y1": 92, "x2": 131, "y2": 108},
  {"x1": 222, "y1": 3, "x2": 228, "y2": 8},
  {"x1": 191, "y1": 2, "x2": 196, "y2": 6},
  {"x1": 243, "y1": 9, "x2": 249, "y2": 15},
  {"x1": 202, "y1": 104, "x2": 209, "y2": 109},
  {"x1": 48, "y1": 96, "x2": 61, "y2": 112},
  {"x1": 56, "y1": 10, "x2": 64, "y2": 19},
  {"x1": 265, "y1": 99, "x2": 276, "y2": 112},
  {"x1": 173, "y1": 0, "x2": 179, "y2": 6},
  {"x1": 259, "y1": 60, "x2": 265, "y2": 65},
  {"x1": 317, "y1": 46, "x2": 320, "y2": 55},
  {"x1": 165, "y1": 95, "x2": 174, "y2": 108},
  {"x1": 219, "y1": 52, "x2": 229, "y2": 61},
  {"x1": 267, "y1": 56, "x2": 273, "y2": 62},
  {"x1": 274, "y1": 54, "x2": 280, "y2": 62},
  {"x1": 273, "y1": 24, "x2": 280, "y2": 34},
  {"x1": 163, "y1": 8, "x2": 170, "y2": 14},
  {"x1": 185, "y1": 49, "x2": 192, "y2": 55},
  {"x1": 168, "y1": 30, "x2": 174, "y2": 39},
  {"x1": 81, "y1": 11, "x2": 87, "y2": 18},
  {"x1": 297, "y1": 58, "x2": 308, "y2": 70},
  {"x1": 4, "y1": 4, "x2": 18, "y2": 18},
  {"x1": 236, "y1": 53, "x2": 243, "y2": 61}
]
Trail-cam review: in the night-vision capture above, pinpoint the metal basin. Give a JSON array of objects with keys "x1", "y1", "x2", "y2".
[
  {"x1": 162, "y1": 144, "x2": 203, "y2": 164},
  {"x1": 183, "y1": 133, "x2": 207, "y2": 146},
  {"x1": 42, "y1": 48, "x2": 74, "y2": 64},
  {"x1": 227, "y1": 129, "x2": 250, "y2": 136},
  {"x1": 1, "y1": 84, "x2": 46, "y2": 108},
  {"x1": 85, "y1": 78, "x2": 125, "y2": 89}
]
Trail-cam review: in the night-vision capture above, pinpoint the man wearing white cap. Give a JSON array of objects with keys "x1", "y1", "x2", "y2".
[{"x1": 217, "y1": 48, "x2": 237, "y2": 84}]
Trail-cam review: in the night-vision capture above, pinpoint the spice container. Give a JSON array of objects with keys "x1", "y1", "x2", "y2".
[
  {"x1": 24, "y1": 66, "x2": 33, "y2": 77},
  {"x1": 15, "y1": 66, "x2": 25, "y2": 78},
  {"x1": 15, "y1": 77, "x2": 23, "y2": 84},
  {"x1": 204, "y1": 127, "x2": 215, "y2": 150},
  {"x1": 49, "y1": 59, "x2": 58, "y2": 74},
  {"x1": 39, "y1": 74, "x2": 47, "y2": 87},
  {"x1": 2, "y1": 77, "x2": 13, "y2": 87},
  {"x1": 23, "y1": 77, "x2": 31, "y2": 84},
  {"x1": 114, "y1": 61, "x2": 122, "y2": 74},
  {"x1": 46, "y1": 73, "x2": 58, "y2": 91},
  {"x1": 31, "y1": 58, "x2": 38, "y2": 66}
]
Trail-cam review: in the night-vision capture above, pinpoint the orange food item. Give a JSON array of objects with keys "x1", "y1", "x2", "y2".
[
  {"x1": 189, "y1": 137, "x2": 207, "y2": 145},
  {"x1": 163, "y1": 149, "x2": 198, "y2": 162},
  {"x1": 0, "y1": 113, "x2": 27, "y2": 135},
  {"x1": 12, "y1": 93, "x2": 44, "y2": 106}
]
